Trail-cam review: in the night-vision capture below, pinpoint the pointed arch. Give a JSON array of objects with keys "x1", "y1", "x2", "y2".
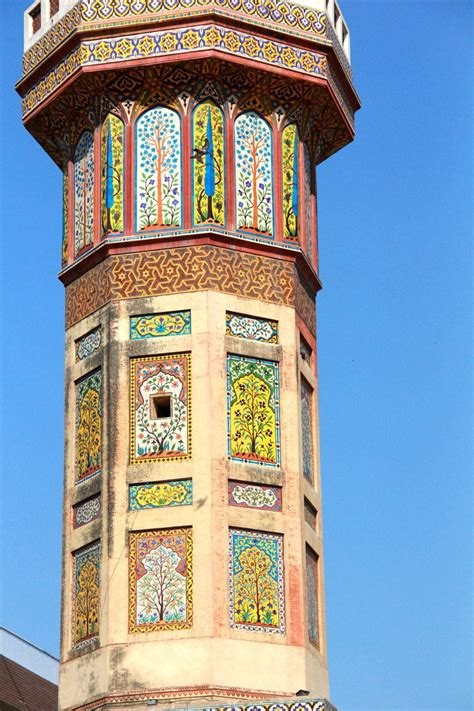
[
  {"x1": 282, "y1": 123, "x2": 299, "y2": 241},
  {"x1": 192, "y1": 100, "x2": 225, "y2": 226},
  {"x1": 73, "y1": 130, "x2": 95, "y2": 257},
  {"x1": 135, "y1": 106, "x2": 182, "y2": 231},
  {"x1": 101, "y1": 114, "x2": 124, "y2": 235},
  {"x1": 234, "y1": 111, "x2": 274, "y2": 237}
]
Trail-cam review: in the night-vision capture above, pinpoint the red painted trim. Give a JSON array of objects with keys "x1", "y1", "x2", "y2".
[
  {"x1": 182, "y1": 109, "x2": 192, "y2": 229},
  {"x1": 124, "y1": 120, "x2": 134, "y2": 235},
  {"x1": 93, "y1": 123, "x2": 101, "y2": 245},
  {"x1": 273, "y1": 123, "x2": 283, "y2": 242},
  {"x1": 225, "y1": 111, "x2": 236, "y2": 231},
  {"x1": 297, "y1": 138, "x2": 307, "y2": 253}
]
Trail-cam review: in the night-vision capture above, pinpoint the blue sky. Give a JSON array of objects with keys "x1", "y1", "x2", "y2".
[{"x1": 0, "y1": 2, "x2": 472, "y2": 710}]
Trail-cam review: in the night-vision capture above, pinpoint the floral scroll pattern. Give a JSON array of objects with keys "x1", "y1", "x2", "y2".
[
  {"x1": 192, "y1": 101, "x2": 225, "y2": 226},
  {"x1": 129, "y1": 528, "x2": 193, "y2": 632},
  {"x1": 73, "y1": 541, "x2": 100, "y2": 646},
  {"x1": 235, "y1": 112, "x2": 273, "y2": 236},
  {"x1": 227, "y1": 355, "x2": 280, "y2": 467},
  {"x1": 75, "y1": 327, "x2": 102, "y2": 362},
  {"x1": 130, "y1": 311, "x2": 191, "y2": 340},
  {"x1": 130, "y1": 354, "x2": 191, "y2": 464},
  {"x1": 229, "y1": 529, "x2": 285, "y2": 634},
  {"x1": 130, "y1": 480, "x2": 192, "y2": 509},
  {"x1": 228, "y1": 481, "x2": 282, "y2": 511},
  {"x1": 73, "y1": 495, "x2": 101, "y2": 529},
  {"x1": 282, "y1": 124, "x2": 299, "y2": 240},
  {"x1": 101, "y1": 114, "x2": 124, "y2": 234},
  {"x1": 76, "y1": 370, "x2": 102, "y2": 482},
  {"x1": 73, "y1": 131, "x2": 95, "y2": 256},
  {"x1": 226, "y1": 312, "x2": 278, "y2": 343},
  {"x1": 136, "y1": 106, "x2": 182, "y2": 230}
]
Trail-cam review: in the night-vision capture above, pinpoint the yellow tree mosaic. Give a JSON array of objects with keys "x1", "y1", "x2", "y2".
[
  {"x1": 76, "y1": 370, "x2": 102, "y2": 482},
  {"x1": 101, "y1": 114, "x2": 124, "y2": 234},
  {"x1": 192, "y1": 101, "x2": 225, "y2": 226},
  {"x1": 73, "y1": 541, "x2": 100, "y2": 646},
  {"x1": 282, "y1": 123, "x2": 299, "y2": 240},
  {"x1": 227, "y1": 355, "x2": 280, "y2": 467}
]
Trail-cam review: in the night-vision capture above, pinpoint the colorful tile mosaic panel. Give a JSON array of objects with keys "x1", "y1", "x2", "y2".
[
  {"x1": 129, "y1": 528, "x2": 193, "y2": 632},
  {"x1": 282, "y1": 124, "x2": 299, "y2": 241},
  {"x1": 229, "y1": 529, "x2": 285, "y2": 634},
  {"x1": 192, "y1": 101, "x2": 225, "y2": 226},
  {"x1": 136, "y1": 107, "x2": 182, "y2": 231},
  {"x1": 75, "y1": 327, "x2": 102, "y2": 362},
  {"x1": 73, "y1": 131, "x2": 95, "y2": 257},
  {"x1": 306, "y1": 545, "x2": 319, "y2": 648},
  {"x1": 227, "y1": 355, "x2": 280, "y2": 467},
  {"x1": 130, "y1": 354, "x2": 191, "y2": 464},
  {"x1": 130, "y1": 480, "x2": 192, "y2": 510},
  {"x1": 226, "y1": 312, "x2": 278, "y2": 343},
  {"x1": 235, "y1": 112, "x2": 273, "y2": 237},
  {"x1": 72, "y1": 541, "x2": 100, "y2": 646},
  {"x1": 228, "y1": 481, "x2": 282, "y2": 511},
  {"x1": 130, "y1": 311, "x2": 191, "y2": 340},
  {"x1": 101, "y1": 114, "x2": 124, "y2": 235},
  {"x1": 62, "y1": 171, "x2": 68, "y2": 267},
  {"x1": 73, "y1": 494, "x2": 102, "y2": 529},
  {"x1": 304, "y1": 143, "x2": 314, "y2": 259},
  {"x1": 301, "y1": 378, "x2": 314, "y2": 482},
  {"x1": 76, "y1": 370, "x2": 102, "y2": 482}
]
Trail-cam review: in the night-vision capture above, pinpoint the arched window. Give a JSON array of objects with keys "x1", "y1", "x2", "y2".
[
  {"x1": 192, "y1": 101, "x2": 225, "y2": 226},
  {"x1": 73, "y1": 131, "x2": 94, "y2": 257},
  {"x1": 135, "y1": 106, "x2": 182, "y2": 231},
  {"x1": 101, "y1": 114, "x2": 124, "y2": 235},
  {"x1": 282, "y1": 124, "x2": 299, "y2": 241},
  {"x1": 234, "y1": 112, "x2": 273, "y2": 237}
]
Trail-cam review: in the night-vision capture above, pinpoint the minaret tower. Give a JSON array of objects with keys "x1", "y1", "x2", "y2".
[{"x1": 18, "y1": 1, "x2": 359, "y2": 709}]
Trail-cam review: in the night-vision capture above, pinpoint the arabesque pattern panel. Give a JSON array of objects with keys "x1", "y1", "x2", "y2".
[
  {"x1": 72, "y1": 541, "x2": 100, "y2": 647},
  {"x1": 130, "y1": 311, "x2": 191, "y2": 339},
  {"x1": 73, "y1": 494, "x2": 102, "y2": 528},
  {"x1": 229, "y1": 529, "x2": 285, "y2": 634},
  {"x1": 129, "y1": 528, "x2": 193, "y2": 632},
  {"x1": 76, "y1": 370, "x2": 102, "y2": 482},
  {"x1": 227, "y1": 355, "x2": 280, "y2": 467},
  {"x1": 130, "y1": 480, "x2": 192, "y2": 509},
  {"x1": 228, "y1": 481, "x2": 282, "y2": 511},
  {"x1": 75, "y1": 326, "x2": 102, "y2": 362},
  {"x1": 130, "y1": 354, "x2": 191, "y2": 464},
  {"x1": 226, "y1": 312, "x2": 278, "y2": 343}
]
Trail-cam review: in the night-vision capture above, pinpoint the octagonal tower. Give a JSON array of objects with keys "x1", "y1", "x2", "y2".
[{"x1": 18, "y1": 1, "x2": 360, "y2": 709}]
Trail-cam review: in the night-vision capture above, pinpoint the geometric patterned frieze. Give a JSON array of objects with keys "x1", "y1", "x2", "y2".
[
  {"x1": 226, "y1": 312, "x2": 278, "y2": 343},
  {"x1": 300, "y1": 377, "x2": 314, "y2": 483},
  {"x1": 73, "y1": 494, "x2": 102, "y2": 528},
  {"x1": 22, "y1": 25, "x2": 326, "y2": 118},
  {"x1": 130, "y1": 311, "x2": 191, "y2": 340},
  {"x1": 129, "y1": 528, "x2": 193, "y2": 632},
  {"x1": 65, "y1": 246, "x2": 316, "y2": 334},
  {"x1": 130, "y1": 354, "x2": 191, "y2": 464},
  {"x1": 72, "y1": 541, "x2": 100, "y2": 648},
  {"x1": 75, "y1": 370, "x2": 102, "y2": 483},
  {"x1": 130, "y1": 480, "x2": 192, "y2": 510},
  {"x1": 227, "y1": 355, "x2": 280, "y2": 468},
  {"x1": 75, "y1": 326, "x2": 102, "y2": 362},
  {"x1": 228, "y1": 481, "x2": 282, "y2": 511},
  {"x1": 23, "y1": 0, "x2": 333, "y2": 78},
  {"x1": 229, "y1": 528, "x2": 285, "y2": 634}
]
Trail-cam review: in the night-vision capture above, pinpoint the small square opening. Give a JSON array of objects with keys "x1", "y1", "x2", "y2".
[
  {"x1": 151, "y1": 395, "x2": 171, "y2": 419},
  {"x1": 30, "y1": 3, "x2": 41, "y2": 34},
  {"x1": 50, "y1": 0, "x2": 59, "y2": 18}
]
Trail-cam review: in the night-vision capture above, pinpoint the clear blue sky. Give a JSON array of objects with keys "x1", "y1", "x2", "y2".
[{"x1": 0, "y1": 2, "x2": 472, "y2": 710}]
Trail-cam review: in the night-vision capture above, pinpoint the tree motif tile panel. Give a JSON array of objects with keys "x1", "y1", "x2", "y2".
[
  {"x1": 101, "y1": 114, "x2": 124, "y2": 235},
  {"x1": 72, "y1": 541, "x2": 100, "y2": 647},
  {"x1": 227, "y1": 355, "x2": 280, "y2": 467},
  {"x1": 282, "y1": 124, "x2": 299, "y2": 241},
  {"x1": 235, "y1": 112, "x2": 274, "y2": 237},
  {"x1": 136, "y1": 107, "x2": 182, "y2": 231},
  {"x1": 192, "y1": 101, "x2": 225, "y2": 226},
  {"x1": 130, "y1": 354, "x2": 191, "y2": 464},
  {"x1": 301, "y1": 378, "x2": 314, "y2": 482},
  {"x1": 226, "y1": 312, "x2": 278, "y2": 343},
  {"x1": 73, "y1": 494, "x2": 102, "y2": 529},
  {"x1": 73, "y1": 131, "x2": 95, "y2": 257},
  {"x1": 75, "y1": 326, "x2": 102, "y2": 362},
  {"x1": 228, "y1": 481, "x2": 282, "y2": 511},
  {"x1": 306, "y1": 545, "x2": 319, "y2": 648},
  {"x1": 229, "y1": 529, "x2": 285, "y2": 634},
  {"x1": 130, "y1": 480, "x2": 192, "y2": 510},
  {"x1": 130, "y1": 311, "x2": 191, "y2": 340},
  {"x1": 76, "y1": 370, "x2": 102, "y2": 482},
  {"x1": 62, "y1": 171, "x2": 69, "y2": 267},
  {"x1": 129, "y1": 528, "x2": 193, "y2": 632},
  {"x1": 304, "y1": 143, "x2": 314, "y2": 260}
]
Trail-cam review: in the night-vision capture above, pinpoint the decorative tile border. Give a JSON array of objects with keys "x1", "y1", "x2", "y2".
[
  {"x1": 226, "y1": 311, "x2": 278, "y2": 343},
  {"x1": 75, "y1": 326, "x2": 102, "y2": 361},
  {"x1": 129, "y1": 480, "x2": 192, "y2": 509},
  {"x1": 22, "y1": 25, "x2": 326, "y2": 117},
  {"x1": 73, "y1": 494, "x2": 102, "y2": 528},
  {"x1": 229, "y1": 528, "x2": 285, "y2": 634},
  {"x1": 130, "y1": 310, "x2": 191, "y2": 339},
  {"x1": 228, "y1": 480, "x2": 282, "y2": 511}
]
